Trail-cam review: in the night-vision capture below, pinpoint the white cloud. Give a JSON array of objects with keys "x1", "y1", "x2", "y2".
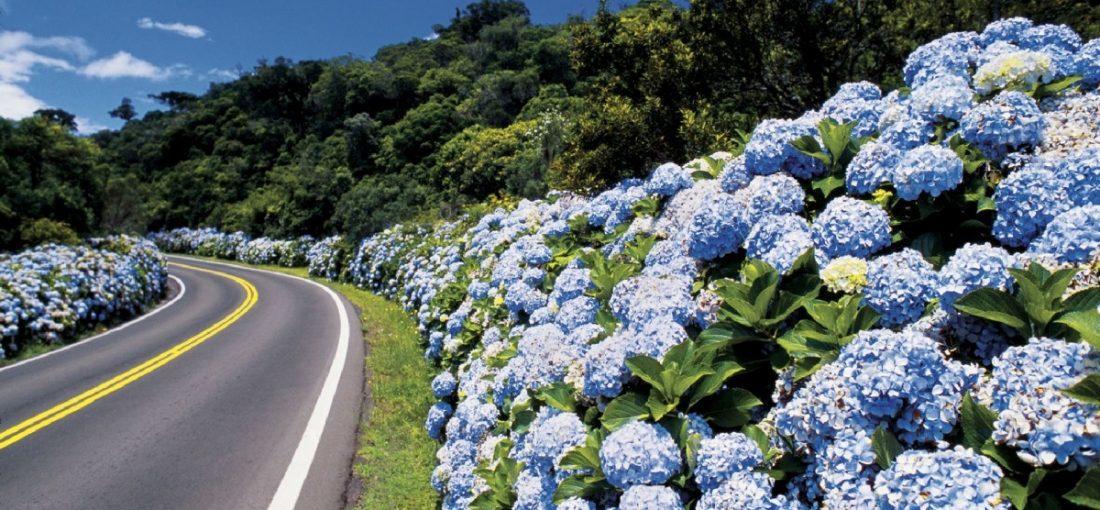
[
  {"x1": 137, "y1": 17, "x2": 207, "y2": 39},
  {"x1": 202, "y1": 67, "x2": 238, "y2": 81},
  {"x1": 0, "y1": 82, "x2": 46, "y2": 119},
  {"x1": 74, "y1": 116, "x2": 109, "y2": 134},
  {"x1": 80, "y1": 51, "x2": 177, "y2": 80}
]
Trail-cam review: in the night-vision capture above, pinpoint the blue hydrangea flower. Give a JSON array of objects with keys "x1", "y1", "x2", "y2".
[
  {"x1": 432, "y1": 371, "x2": 458, "y2": 398},
  {"x1": 938, "y1": 243, "x2": 1017, "y2": 309},
  {"x1": 599, "y1": 420, "x2": 682, "y2": 489},
  {"x1": 1021, "y1": 24, "x2": 1082, "y2": 53},
  {"x1": 551, "y1": 267, "x2": 594, "y2": 303},
  {"x1": 512, "y1": 468, "x2": 556, "y2": 510},
  {"x1": 1052, "y1": 148, "x2": 1100, "y2": 207},
  {"x1": 686, "y1": 192, "x2": 747, "y2": 260},
  {"x1": 959, "y1": 91, "x2": 1045, "y2": 159},
  {"x1": 609, "y1": 275, "x2": 694, "y2": 327},
  {"x1": 863, "y1": 249, "x2": 938, "y2": 327},
  {"x1": 979, "y1": 338, "x2": 1099, "y2": 468},
  {"x1": 873, "y1": 447, "x2": 1006, "y2": 509},
  {"x1": 993, "y1": 167, "x2": 1071, "y2": 247},
  {"x1": 555, "y1": 296, "x2": 599, "y2": 333},
  {"x1": 697, "y1": 471, "x2": 791, "y2": 510},
  {"x1": 892, "y1": 145, "x2": 964, "y2": 200},
  {"x1": 820, "y1": 84, "x2": 884, "y2": 138},
  {"x1": 908, "y1": 74, "x2": 976, "y2": 121},
  {"x1": 445, "y1": 398, "x2": 499, "y2": 444},
  {"x1": 744, "y1": 118, "x2": 826, "y2": 178},
  {"x1": 980, "y1": 18, "x2": 1032, "y2": 46},
  {"x1": 719, "y1": 155, "x2": 752, "y2": 193},
  {"x1": 619, "y1": 485, "x2": 683, "y2": 510},
  {"x1": 1027, "y1": 205, "x2": 1100, "y2": 263},
  {"x1": 744, "y1": 214, "x2": 813, "y2": 273},
  {"x1": 734, "y1": 173, "x2": 806, "y2": 225},
  {"x1": 426, "y1": 402, "x2": 453, "y2": 440},
  {"x1": 582, "y1": 319, "x2": 688, "y2": 398},
  {"x1": 645, "y1": 162, "x2": 694, "y2": 197},
  {"x1": 811, "y1": 197, "x2": 892, "y2": 263},
  {"x1": 903, "y1": 31, "x2": 980, "y2": 87},
  {"x1": 556, "y1": 498, "x2": 596, "y2": 510},
  {"x1": 775, "y1": 329, "x2": 981, "y2": 452},
  {"x1": 694, "y1": 432, "x2": 763, "y2": 491},
  {"x1": 846, "y1": 142, "x2": 901, "y2": 195},
  {"x1": 1076, "y1": 39, "x2": 1100, "y2": 86},
  {"x1": 513, "y1": 407, "x2": 588, "y2": 473},
  {"x1": 878, "y1": 117, "x2": 936, "y2": 150}
]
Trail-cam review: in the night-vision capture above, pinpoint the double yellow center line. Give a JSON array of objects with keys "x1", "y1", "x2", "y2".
[{"x1": 0, "y1": 263, "x2": 258, "y2": 451}]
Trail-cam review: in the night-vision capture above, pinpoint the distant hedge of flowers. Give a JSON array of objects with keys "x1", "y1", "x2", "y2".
[
  {"x1": 151, "y1": 18, "x2": 1100, "y2": 510},
  {"x1": 0, "y1": 235, "x2": 168, "y2": 358},
  {"x1": 148, "y1": 228, "x2": 318, "y2": 268}
]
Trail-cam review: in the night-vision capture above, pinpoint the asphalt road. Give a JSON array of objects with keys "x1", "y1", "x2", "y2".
[{"x1": 0, "y1": 256, "x2": 364, "y2": 510}]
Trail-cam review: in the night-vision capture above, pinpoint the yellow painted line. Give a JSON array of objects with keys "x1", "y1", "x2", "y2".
[{"x1": 0, "y1": 262, "x2": 258, "y2": 451}]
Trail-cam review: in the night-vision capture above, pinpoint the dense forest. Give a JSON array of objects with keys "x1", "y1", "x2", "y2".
[{"x1": 2, "y1": 0, "x2": 1098, "y2": 249}]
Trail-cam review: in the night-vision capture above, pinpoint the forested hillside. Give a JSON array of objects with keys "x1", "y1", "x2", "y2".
[{"x1": 2, "y1": 0, "x2": 1097, "y2": 249}]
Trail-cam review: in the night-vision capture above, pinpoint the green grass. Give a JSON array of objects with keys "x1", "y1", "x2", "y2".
[
  {"x1": 0, "y1": 342, "x2": 58, "y2": 368},
  {"x1": 182, "y1": 257, "x2": 438, "y2": 509}
]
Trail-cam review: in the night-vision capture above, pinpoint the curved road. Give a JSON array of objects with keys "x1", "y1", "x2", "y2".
[{"x1": 0, "y1": 256, "x2": 364, "y2": 509}]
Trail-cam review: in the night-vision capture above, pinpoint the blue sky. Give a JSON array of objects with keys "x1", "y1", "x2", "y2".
[{"x1": 0, "y1": 0, "x2": 622, "y2": 133}]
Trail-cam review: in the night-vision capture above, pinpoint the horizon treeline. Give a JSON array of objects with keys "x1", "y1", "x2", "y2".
[{"x1": 2, "y1": 0, "x2": 1097, "y2": 250}]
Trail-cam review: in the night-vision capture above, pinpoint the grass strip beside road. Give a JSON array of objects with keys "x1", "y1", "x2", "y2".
[{"x1": 189, "y1": 258, "x2": 438, "y2": 509}]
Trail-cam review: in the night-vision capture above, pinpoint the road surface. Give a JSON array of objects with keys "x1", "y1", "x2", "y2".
[{"x1": 0, "y1": 256, "x2": 364, "y2": 509}]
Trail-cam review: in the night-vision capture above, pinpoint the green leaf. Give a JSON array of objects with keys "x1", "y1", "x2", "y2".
[
  {"x1": 535, "y1": 384, "x2": 576, "y2": 412},
  {"x1": 982, "y1": 439, "x2": 1029, "y2": 473},
  {"x1": 1056, "y1": 310, "x2": 1100, "y2": 348},
  {"x1": 1002, "y1": 477, "x2": 1028, "y2": 510},
  {"x1": 1064, "y1": 374, "x2": 1100, "y2": 405},
  {"x1": 1064, "y1": 465, "x2": 1100, "y2": 509},
  {"x1": 960, "y1": 394, "x2": 998, "y2": 451},
  {"x1": 954, "y1": 288, "x2": 1031, "y2": 336},
  {"x1": 601, "y1": 392, "x2": 650, "y2": 430},
  {"x1": 1063, "y1": 288, "x2": 1100, "y2": 312},
  {"x1": 1032, "y1": 75, "x2": 1082, "y2": 100},
  {"x1": 872, "y1": 425, "x2": 903, "y2": 469},
  {"x1": 687, "y1": 360, "x2": 746, "y2": 407},
  {"x1": 697, "y1": 388, "x2": 761, "y2": 428},
  {"x1": 625, "y1": 356, "x2": 665, "y2": 390},
  {"x1": 741, "y1": 424, "x2": 772, "y2": 458}
]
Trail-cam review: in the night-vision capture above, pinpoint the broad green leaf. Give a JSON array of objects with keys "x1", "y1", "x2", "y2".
[
  {"x1": 601, "y1": 392, "x2": 649, "y2": 430},
  {"x1": 1063, "y1": 288, "x2": 1100, "y2": 313},
  {"x1": 625, "y1": 356, "x2": 665, "y2": 390},
  {"x1": 1001, "y1": 478, "x2": 1028, "y2": 510},
  {"x1": 960, "y1": 394, "x2": 998, "y2": 451},
  {"x1": 982, "y1": 439, "x2": 1029, "y2": 473},
  {"x1": 1056, "y1": 310, "x2": 1100, "y2": 348},
  {"x1": 1064, "y1": 465, "x2": 1100, "y2": 509},
  {"x1": 954, "y1": 288, "x2": 1030, "y2": 335},
  {"x1": 872, "y1": 425, "x2": 903, "y2": 469},
  {"x1": 687, "y1": 360, "x2": 745, "y2": 407},
  {"x1": 697, "y1": 388, "x2": 761, "y2": 428},
  {"x1": 1063, "y1": 374, "x2": 1100, "y2": 405},
  {"x1": 741, "y1": 424, "x2": 772, "y2": 458},
  {"x1": 535, "y1": 383, "x2": 576, "y2": 412}
]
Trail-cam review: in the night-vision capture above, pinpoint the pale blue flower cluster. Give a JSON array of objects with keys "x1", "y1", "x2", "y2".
[
  {"x1": 1028, "y1": 205, "x2": 1100, "y2": 263},
  {"x1": 0, "y1": 235, "x2": 168, "y2": 355},
  {"x1": 863, "y1": 249, "x2": 938, "y2": 327},
  {"x1": 978, "y1": 338, "x2": 1099, "y2": 469},
  {"x1": 744, "y1": 214, "x2": 813, "y2": 273},
  {"x1": 693, "y1": 432, "x2": 763, "y2": 491},
  {"x1": 598, "y1": 420, "x2": 682, "y2": 489},
  {"x1": 306, "y1": 235, "x2": 346, "y2": 279},
  {"x1": 811, "y1": 197, "x2": 891, "y2": 263},
  {"x1": 960, "y1": 91, "x2": 1045, "y2": 159},
  {"x1": 892, "y1": 145, "x2": 964, "y2": 200},
  {"x1": 873, "y1": 447, "x2": 1006, "y2": 509},
  {"x1": 618, "y1": 485, "x2": 682, "y2": 510},
  {"x1": 744, "y1": 118, "x2": 826, "y2": 179}
]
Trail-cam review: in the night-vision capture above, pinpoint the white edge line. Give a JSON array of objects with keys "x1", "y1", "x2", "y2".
[
  {"x1": 170, "y1": 255, "x2": 351, "y2": 510},
  {"x1": 0, "y1": 275, "x2": 188, "y2": 375}
]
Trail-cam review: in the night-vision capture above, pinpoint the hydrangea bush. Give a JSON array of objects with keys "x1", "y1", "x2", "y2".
[
  {"x1": 0, "y1": 235, "x2": 168, "y2": 357},
  {"x1": 151, "y1": 18, "x2": 1100, "y2": 510}
]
